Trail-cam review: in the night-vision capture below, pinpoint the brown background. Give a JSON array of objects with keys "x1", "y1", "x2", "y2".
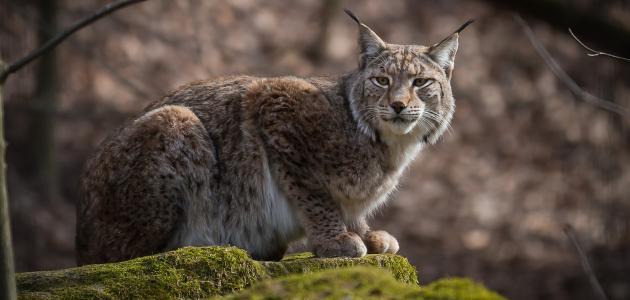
[{"x1": 1, "y1": 1, "x2": 629, "y2": 299}]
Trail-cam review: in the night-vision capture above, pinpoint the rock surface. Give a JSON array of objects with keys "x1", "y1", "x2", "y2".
[
  {"x1": 17, "y1": 246, "x2": 503, "y2": 299},
  {"x1": 223, "y1": 266, "x2": 504, "y2": 300}
]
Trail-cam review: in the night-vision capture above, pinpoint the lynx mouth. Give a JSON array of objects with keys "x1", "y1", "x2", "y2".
[{"x1": 383, "y1": 116, "x2": 415, "y2": 124}]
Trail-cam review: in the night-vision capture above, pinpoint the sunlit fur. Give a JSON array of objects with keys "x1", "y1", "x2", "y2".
[{"x1": 76, "y1": 12, "x2": 464, "y2": 264}]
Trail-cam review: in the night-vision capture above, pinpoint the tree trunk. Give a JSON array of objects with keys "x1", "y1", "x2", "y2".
[
  {"x1": 0, "y1": 60, "x2": 17, "y2": 300},
  {"x1": 307, "y1": 0, "x2": 342, "y2": 63},
  {"x1": 28, "y1": 0, "x2": 59, "y2": 199}
]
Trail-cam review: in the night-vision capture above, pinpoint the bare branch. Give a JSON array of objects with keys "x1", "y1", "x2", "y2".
[
  {"x1": 5, "y1": 1, "x2": 152, "y2": 99},
  {"x1": 0, "y1": 0, "x2": 147, "y2": 83},
  {"x1": 0, "y1": 2, "x2": 146, "y2": 296},
  {"x1": 514, "y1": 14, "x2": 630, "y2": 118},
  {"x1": 569, "y1": 28, "x2": 630, "y2": 62},
  {"x1": 484, "y1": 0, "x2": 630, "y2": 58},
  {"x1": 562, "y1": 224, "x2": 609, "y2": 300}
]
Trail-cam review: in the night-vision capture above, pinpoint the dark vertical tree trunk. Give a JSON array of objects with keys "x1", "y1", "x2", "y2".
[
  {"x1": 307, "y1": 0, "x2": 342, "y2": 63},
  {"x1": 28, "y1": 0, "x2": 59, "y2": 199},
  {"x1": 0, "y1": 61, "x2": 17, "y2": 300},
  {"x1": 0, "y1": 1, "x2": 146, "y2": 297}
]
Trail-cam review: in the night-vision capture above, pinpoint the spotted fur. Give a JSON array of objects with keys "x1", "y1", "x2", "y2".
[{"x1": 76, "y1": 11, "x2": 469, "y2": 264}]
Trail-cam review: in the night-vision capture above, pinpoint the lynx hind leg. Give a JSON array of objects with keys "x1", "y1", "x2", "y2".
[{"x1": 77, "y1": 105, "x2": 215, "y2": 264}]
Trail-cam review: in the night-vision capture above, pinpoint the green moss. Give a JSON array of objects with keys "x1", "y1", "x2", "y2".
[
  {"x1": 264, "y1": 252, "x2": 418, "y2": 285},
  {"x1": 419, "y1": 277, "x2": 505, "y2": 300},
  {"x1": 220, "y1": 267, "x2": 505, "y2": 300},
  {"x1": 17, "y1": 247, "x2": 417, "y2": 299},
  {"x1": 221, "y1": 266, "x2": 417, "y2": 300},
  {"x1": 18, "y1": 246, "x2": 503, "y2": 299},
  {"x1": 18, "y1": 247, "x2": 268, "y2": 299}
]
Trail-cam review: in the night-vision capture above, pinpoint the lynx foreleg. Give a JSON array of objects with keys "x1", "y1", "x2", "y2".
[
  {"x1": 282, "y1": 178, "x2": 366, "y2": 258},
  {"x1": 347, "y1": 217, "x2": 399, "y2": 254}
]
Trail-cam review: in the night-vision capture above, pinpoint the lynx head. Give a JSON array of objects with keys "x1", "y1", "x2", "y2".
[{"x1": 345, "y1": 9, "x2": 472, "y2": 144}]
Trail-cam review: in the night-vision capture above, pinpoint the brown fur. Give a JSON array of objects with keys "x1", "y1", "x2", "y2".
[{"x1": 76, "y1": 12, "x2": 467, "y2": 264}]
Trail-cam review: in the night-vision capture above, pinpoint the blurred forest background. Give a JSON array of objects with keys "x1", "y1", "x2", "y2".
[{"x1": 1, "y1": 0, "x2": 630, "y2": 299}]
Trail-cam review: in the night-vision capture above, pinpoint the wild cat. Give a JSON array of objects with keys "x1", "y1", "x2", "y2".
[{"x1": 76, "y1": 9, "x2": 472, "y2": 265}]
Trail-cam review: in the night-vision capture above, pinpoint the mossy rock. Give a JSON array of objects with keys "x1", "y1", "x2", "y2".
[
  {"x1": 18, "y1": 247, "x2": 267, "y2": 299},
  {"x1": 17, "y1": 246, "x2": 418, "y2": 299},
  {"x1": 221, "y1": 266, "x2": 505, "y2": 300},
  {"x1": 266, "y1": 251, "x2": 418, "y2": 285},
  {"x1": 419, "y1": 277, "x2": 505, "y2": 300}
]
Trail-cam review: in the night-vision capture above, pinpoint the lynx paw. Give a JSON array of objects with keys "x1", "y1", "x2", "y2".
[
  {"x1": 313, "y1": 232, "x2": 367, "y2": 258},
  {"x1": 364, "y1": 230, "x2": 399, "y2": 254}
]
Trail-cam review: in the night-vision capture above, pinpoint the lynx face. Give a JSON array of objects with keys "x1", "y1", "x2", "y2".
[
  {"x1": 347, "y1": 11, "x2": 469, "y2": 143},
  {"x1": 361, "y1": 45, "x2": 452, "y2": 137}
]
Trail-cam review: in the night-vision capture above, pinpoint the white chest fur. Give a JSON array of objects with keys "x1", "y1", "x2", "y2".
[{"x1": 337, "y1": 130, "x2": 425, "y2": 220}]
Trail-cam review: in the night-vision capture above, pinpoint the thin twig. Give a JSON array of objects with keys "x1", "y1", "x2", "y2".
[
  {"x1": 5, "y1": 1, "x2": 152, "y2": 99},
  {"x1": 514, "y1": 14, "x2": 630, "y2": 118},
  {"x1": 562, "y1": 224, "x2": 609, "y2": 300},
  {"x1": 569, "y1": 28, "x2": 630, "y2": 62},
  {"x1": 0, "y1": 0, "x2": 147, "y2": 83}
]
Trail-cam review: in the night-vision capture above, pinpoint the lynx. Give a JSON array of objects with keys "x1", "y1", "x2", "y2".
[{"x1": 76, "y1": 10, "x2": 472, "y2": 265}]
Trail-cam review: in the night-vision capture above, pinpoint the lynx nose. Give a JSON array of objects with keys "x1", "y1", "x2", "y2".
[{"x1": 390, "y1": 101, "x2": 406, "y2": 114}]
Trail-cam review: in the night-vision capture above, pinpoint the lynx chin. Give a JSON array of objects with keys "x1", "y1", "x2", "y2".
[{"x1": 76, "y1": 9, "x2": 472, "y2": 264}]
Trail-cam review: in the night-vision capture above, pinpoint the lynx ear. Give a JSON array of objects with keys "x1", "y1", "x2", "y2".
[
  {"x1": 428, "y1": 20, "x2": 474, "y2": 80},
  {"x1": 344, "y1": 9, "x2": 386, "y2": 65}
]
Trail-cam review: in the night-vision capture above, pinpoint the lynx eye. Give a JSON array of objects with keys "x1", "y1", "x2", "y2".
[
  {"x1": 371, "y1": 77, "x2": 390, "y2": 88},
  {"x1": 413, "y1": 78, "x2": 434, "y2": 89}
]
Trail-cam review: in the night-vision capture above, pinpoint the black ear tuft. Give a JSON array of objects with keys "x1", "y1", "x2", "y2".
[
  {"x1": 455, "y1": 19, "x2": 475, "y2": 34},
  {"x1": 344, "y1": 8, "x2": 361, "y2": 25},
  {"x1": 344, "y1": 8, "x2": 386, "y2": 67}
]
